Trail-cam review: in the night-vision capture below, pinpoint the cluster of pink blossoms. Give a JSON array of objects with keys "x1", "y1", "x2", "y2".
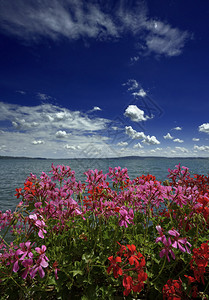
[{"x1": 0, "y1": 163, "x2": 209, "y2": 297}]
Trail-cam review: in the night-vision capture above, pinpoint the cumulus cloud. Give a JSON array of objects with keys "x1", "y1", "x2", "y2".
[
  {"x1": 173, "y1": 126, "x2": 182, "y2": 131},
  {"x1": 0, "y1": 101, "x2": 114, "y2": 157},
  {"x1": 124, "y1": 105, "x2": 149, "y2": 122},
  {"x1": 32, "y1": 140, "x2": 44, "y2": 145},
  {"x1": 123, "y1": 79, "x2": 139, "y2": 91},
  {"x1": 0, "y1": 101, "x2": 109, "y2": 132},
  {"x1": 175, "y1": 147, "x2": 189, "y2": 153},
  {"x1": 163, "y1": 133, "x2": 173, "y2": 140},
  {"x1": 88, "y1": 106, "x2": 102, "y2": 113},
  {"x1": 194, "y1": 145, "x2": 209, "y2": 151},
  {"x1": 92, "y1": 106, "x2": 102, "y2": 111},
  {"x1": 199, "y1": 123, "x2": 209, "y2": 134},
  {"x1": 192, "y1": 138, "x2": 200, "y2": 142},
  {"x1": 133, "y1": 143, "x2": 143, "y2": 149},
  {"x1": 117, "y1": 141, "x2": 128, "y2": 147},
  {"x1": 55, "y1": 130, "x2": 68, "y2": 138},
  {"x1": 64, "y1": 144, "x2": 81, "y2": 150},
  {"x1": 0, "y1": 0, "x2": 190, "y2": 57},
  {"x1": 125, "y1": 126, "x2": 160, "y2": 146},
  {"x1": 173, "y1": 138, "x2": 184, "y2": 143},
  {"x1": 142, "y1": 135, "x2": 160, "y2": 145},
  {"x1": 125, "y1": 126, "x2": 146, "y2": 139},
  {"x1": 132, "y1": 88, "x2": 146, "y2": 98}
]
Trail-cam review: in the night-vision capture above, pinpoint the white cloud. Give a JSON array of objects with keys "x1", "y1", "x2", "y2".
[
  {"x1": 142, "y1": 135, "x2": 160, "y2": 145},
  {"x1": 0, "y1": 145, "x2": 6, "y2": 151},
  {"x1": 123, "y1": 79, "x2": 139, "y2": 91},
  {"x1": 64, "y1": 144, "x2": 81, "y2": 150},
  {"x1": 130, "y1": 56, "x2": 139, "y2": 62},
  {"x1": 173, "y1": 138, "x2": 184, "y2": 143},
  {"x1": 163, "y1": 133, "x2": 173, "y2": 140},
  {"x1": 199, "y1": 123, "x2": 209, "y2": 134},
  {"x1": 144, "y1": 20, "x2": 190, "y2": 57},
  {"x1": 173, "y1": 126, "x2": 182, "y2": 131},
  {"x1": 124, "y1": 105, "x2": 149, "y2": 122},
  {"x1": 0, "y1": 102, "x2": 109, "y2": 132},
  {"x1": 194, "y1": 145, "x2": 209, "y2": 151},
  {"x1": 92, "y1": 106, "x2": 102, "y2": 111},
  {"x1": 125, "y1": 126, "x2": 160, "y2": 146},
  {"x1": 132, "y1": 88, "x2": 146, "y2": 98},
  {"x1": 125, "y1": 126, "x2": 146, "y2": 139},
  {"x1": 16, "y1": 90, "x2": 26, "y2": 95},
  {"x1": 37, "y1": 93, "x2": 52, "y2": 101},
  {"x1": 123, "y1": 79, "x2": 146, "y2": 98},
  {"x1": 0, "y1": 1, "x2": 189, "y2": 57},
  {"x1": 55, "y1": 130, "x2": 68, "y2": 138},
  {"x1": 117, "y1": 141, "x2": 128, "y2": 147},
  {"x1": 133, "y1": 143, "x2": 143, "y2": 149},
  {"x1": 32, "y1": 140, "x2": 44, "y2": 145},
  {"x1": 175, "y1": 147, "x2": 189, "y2": 153},
  {"x1": 0, "y1": 101, "x2": 114, "y2": 158},
  {"x1": 192, "y1": 138, "x2": 200, "y2": 142}
]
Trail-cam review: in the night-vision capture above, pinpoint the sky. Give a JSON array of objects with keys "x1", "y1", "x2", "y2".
[{"x1": 0, "y1": 0, "x2": 209, "y2": 159}]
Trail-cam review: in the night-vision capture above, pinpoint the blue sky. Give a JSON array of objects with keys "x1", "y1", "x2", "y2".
[{"x1": 0, "y1": 0, "x2": 209, "y2": 158}]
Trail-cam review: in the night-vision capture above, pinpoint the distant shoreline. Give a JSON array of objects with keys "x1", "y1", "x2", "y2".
[{"x1": 0, "y1": 155, "x2": 208, "y2": 160}]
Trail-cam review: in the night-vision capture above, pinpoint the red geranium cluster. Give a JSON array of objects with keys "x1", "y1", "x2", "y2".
[
  {"x1": 190, "y1": 241, "x2": 209, "y2": 285},
  {"x1": 107, "y1": 243, "x2": 147, "y2": 296},
  {"x1": 163, "y1": 241, "x2": 209, "y2": 299},
  {"x1": 163, "y1": 278, "x2": 183, "y2": 300}
]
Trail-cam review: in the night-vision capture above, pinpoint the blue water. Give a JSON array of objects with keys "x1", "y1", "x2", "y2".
[{"x1": 0, "y1": 157, "x2": 209, "y2": 212}]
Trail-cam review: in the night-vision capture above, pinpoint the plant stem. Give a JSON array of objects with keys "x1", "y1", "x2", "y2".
[{"x1": 153, "y1": 256, "x2": 166, "y2": 283}]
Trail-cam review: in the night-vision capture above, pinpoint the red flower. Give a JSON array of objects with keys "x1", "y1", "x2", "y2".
[
  {"x1": 24, "y1": 181, "x2": 36, "y2": 195},
  {"x1": 163, "y1": 279, "x2": 182, "y2": 300},
  {"x1": 107, "y1": 243, "x2": 147, "y2": 296},
  {"x1": 190, "y1": 241, "x2": 209, "y2": 284},
  {"x1": 123, "y1": 275, "x2": 133, "y2": 296},
  {"x1": 107, "y1": 256, "x2": 123, "y2": 278},
  {"x1": 15, "y1": 188, "x2": 22, "y2": 199}
]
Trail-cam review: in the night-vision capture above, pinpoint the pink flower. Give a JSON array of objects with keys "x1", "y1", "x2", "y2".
[
  {"x1": 119, "y1": 207, "x2": 134, "y2": 228},
  {"x1": 159, "y1": 237, "x2": 175, "y2": 262},
  {"x1": 30, "y1": 245, "x2": 49, "y2": 279},
  {"x1": 16, "y1": 241, "x2": 33, "y2": 261},
  {"x1": 168, "y1": 229, "x2": 191, "y2": 254},
  {"x1": 29, "y1": 213, "x2": 47, "y2": 239},
  {"x1": 21, "y1": 259, "x2": 33, "y2": 279},
  {"x1": 156, "y1": 226, "x2": 175, "y2": 262}
]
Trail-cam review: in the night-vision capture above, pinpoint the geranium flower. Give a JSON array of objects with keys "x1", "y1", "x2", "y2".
[
  {"x1": 107, "y1": 256, "x2": 123, "y2": 278},
  {"x1": 30, "y1": 245, "x2": 49, "y2": 279},
  {"x1": 168, "y1": 229, "x2": 191, "y2": 254}
]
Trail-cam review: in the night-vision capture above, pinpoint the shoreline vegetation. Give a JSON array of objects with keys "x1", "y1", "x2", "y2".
[{"x1": 0, "y1": 163, "x2": 209, "y2": 299}]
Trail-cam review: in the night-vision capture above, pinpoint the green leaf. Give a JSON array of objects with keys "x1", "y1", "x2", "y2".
[{"x1": 71, "y1": 269, "x2": 83, "y2": 277}]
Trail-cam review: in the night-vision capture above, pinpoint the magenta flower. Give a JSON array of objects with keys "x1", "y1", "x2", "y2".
[
  {"x1": 168, "y1": 229, "x2": 191, "y2": 254},
  {"x1": 21, "y1": 259, "x2": 33, "y2": 279},
  {"x1": 156, "y1": 226, "x2": 175, "y2": 262},
  {"x1": 16, "y1": 241, "x2": 34, "y2": 261},
  {"x1": 30, "y1": 245, "x2": 49, "y2": 279},
  {"x1": 29, "y1": 213, "x2": 47, "y2": 239},
  {"x1": 119, "y1": 207, "x2": 134, "y2": 228},
  {"x1": 159, "y1": 237, "x2": 175, "y2": 262},
  {"x1": 155, "y1": 226, "x2": 166, "y2": 244}
]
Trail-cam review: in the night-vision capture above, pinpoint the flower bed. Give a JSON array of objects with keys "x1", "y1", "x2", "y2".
[{"x1": 0, "y1": 164, "x2": 209, "y2": 299}]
